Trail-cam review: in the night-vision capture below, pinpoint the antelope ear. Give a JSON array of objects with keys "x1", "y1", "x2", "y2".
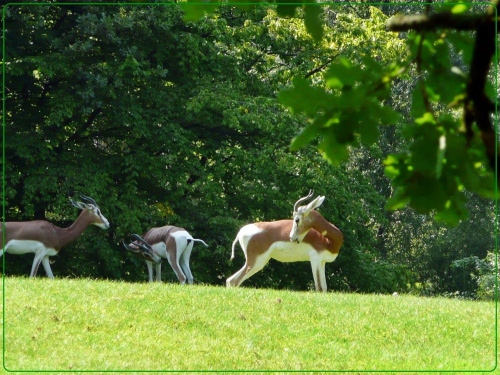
[{"x1": 305, "y1": 196, "x2": 325, "y2": 211}]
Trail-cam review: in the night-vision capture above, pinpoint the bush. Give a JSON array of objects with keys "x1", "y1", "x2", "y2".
[
  {"x1": 475, "y1": 252, "x2": 498, "y2": 301},
  {"x1": 331, "y1": 248, "x2": 416, "y2": 294}
]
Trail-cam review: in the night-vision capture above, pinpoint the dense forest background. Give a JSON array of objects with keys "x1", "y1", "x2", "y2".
[{"x1": 2, "y1": 2, "x2": 496, "y2": 299}]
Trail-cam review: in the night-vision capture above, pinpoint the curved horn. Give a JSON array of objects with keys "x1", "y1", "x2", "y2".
[
  {"x1": 124, "y1": 235, "x2": 161, "y2": 264},
  {"x1": 131, "y1": 234, "x2": 149, "y2": 247},
  {"x1": 293, "y1": 189, "x2": 314, "y2": 213},
  {"x1": 79, "y1": 194, "x2": 98, "y2": 206},
  {"x1": 123, "y1": 238, "x2": 148, "y2": 254},
  {"x1": 130, "y1": 234, "x2": 155, "y2": 256},
  {"x1": 123, "y1": 241, "x2": 137, "y2": 252}
]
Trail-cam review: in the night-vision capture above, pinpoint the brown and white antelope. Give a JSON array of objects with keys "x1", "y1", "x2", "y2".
[
  {"x1": 0, "y1": 194, "x2": 110, "y2": 278},
  {"x1": 226, "y1": 191, "x2": 343, "y2": 292},
  {"x1": 124, "y1": 226, "x2": 208, "y2": 283}
]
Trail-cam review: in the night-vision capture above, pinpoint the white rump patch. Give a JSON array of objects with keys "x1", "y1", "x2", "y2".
[
  {"x1": 170, "y1": 230, "x2": 193, "y2": 248},
  {"x1": 171, "y1": 231, "x2": 192, "y2": 260},
  {"x1": 238, "y1": 224, "x2": 263, "y2": 253}
]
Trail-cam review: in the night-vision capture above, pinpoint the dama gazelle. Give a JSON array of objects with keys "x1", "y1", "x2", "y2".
[
  {"x1": 226, "y1": 191, "x2": 343, "y2": 292},
  {"x1": 0, "y1": 194, "x2": 109, "y2": 278},
  {"x1": 124, "y1": 226, "x2": 208, "y2": 283}
]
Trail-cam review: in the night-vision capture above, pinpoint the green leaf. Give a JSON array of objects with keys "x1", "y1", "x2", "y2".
[
  {"x1": 319, "y1": 130, "x2": 350, "y2": 165},
  {"x1": 447, "y1": 31, "x2": 474, "y2": 65},
  {"x1": 290, "y1": 111, "x2": 338, "y2": 151},
  {"x1": 372, "y1": 104, "x2": 400, "y2": 126},
  {"x1": 411, "y1": 86, "x2": 426, "y2": 118},
  {"x1": 276, "y1": 2, "x2": 301, "y2": 17},
  {"x1": 384, "y1": 154, "x2": 403, "y2": 180},
  {"x1": 406, "y1": 175, "x2": 447, "y2": 213},
  {"x1": 434, "y1": 195, "x2": 469, "y2": 226},
  {"x1": 304, "y1": 4, "x2": 324, "y2": 42},
  {"x1": 278, "y1": 77, "x2": 332, "y2": 116},
  {"x1": 357, "y1": 115, "x2": 380, "y2": 145},
  {"x1": 415, "y1": 112, "x2": 436, "y2": 126},
  {"x1": 181, "y1": 2, "x2": 219, "y2": 21},
  {"x1": 385, "y1": 188, "x2": 410, "y2": 211},
  {"x1": 324, "y1": 58, "x2": 364, "y2": 89},
  {"x1": 410, "y1": 123, "x2": 440, "y2": 174},
  {"x1": 451, "y1": 4, "x2": 468, "y2": 14},
  {"x1": 436, "y1": 135, "x2": 446, "y2": 178},
  {"x1": 335, "y1": 112, "x2": 359, "y2": 143}
]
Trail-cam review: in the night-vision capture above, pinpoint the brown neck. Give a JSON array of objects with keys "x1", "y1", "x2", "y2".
[
  {"x1": 53, "y1": 209, "x2": 95, "y2": 249},
  {"x1": 309, "y1": 210, "x2": 344, "y2": 252}
]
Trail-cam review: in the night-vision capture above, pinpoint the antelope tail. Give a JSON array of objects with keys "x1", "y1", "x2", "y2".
[
  {"x1": 230, "y1": 235, "x2": 239, "y2": 261},
  {"x1": 192, "y1": 238, "x2": 208, "y2": 247}
]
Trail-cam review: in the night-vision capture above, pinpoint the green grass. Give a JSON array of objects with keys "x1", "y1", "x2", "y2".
[{"x1": 1, "y1": 277, "x2": 496, "y2": 372}]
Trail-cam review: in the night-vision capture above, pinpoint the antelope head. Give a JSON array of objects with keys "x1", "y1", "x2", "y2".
[
  {"x1": 290, "y1": 190, "x2": 325, "y2": 243},
  {"x1": 123, "y1": 234, "x2": 162, "y2": 264},
  {"x1": 70, "y1": 194, "x2": 110, "y2": 229}
]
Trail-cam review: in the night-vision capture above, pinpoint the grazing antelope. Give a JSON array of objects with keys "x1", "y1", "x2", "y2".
[
  {"x1": 0, "y1": 194, "x2": 110, "y2": 278},
  {"x1": 124, "y1": 226, "x2": 208, "y2": 283},
  {"x1": 123, "y1": 233, "x2": 163, "y2": 281},
  {"x1": 226, "y1": 191, "x2": 343, "y2": 292}
]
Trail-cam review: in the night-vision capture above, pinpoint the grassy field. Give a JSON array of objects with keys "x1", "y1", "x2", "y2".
[{"x1": 1, "y1": 276, "x2": 497, "y2": 372}]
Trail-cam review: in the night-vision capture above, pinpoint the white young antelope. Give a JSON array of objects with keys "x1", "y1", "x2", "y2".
[
  {"x1": 0, "y1": 194, "x2": 110, "y2": 278},
  {"x1": 124, "y1": 226, "x2": 208, "y2": 283},
  {"x1": 226, "y1": 191, "x2": 343, "y2": 292}
]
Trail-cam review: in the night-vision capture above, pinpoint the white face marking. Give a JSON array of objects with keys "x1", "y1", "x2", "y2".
[
  {"x1": 290, "y1": 215, "x2": 302, "y2": 242},
  {"x1": 290, "y1": 195, "x2": 326, "y2": 242},
  {"x1": 93, "y1": 208, "x2": 110, "y2": 229}
]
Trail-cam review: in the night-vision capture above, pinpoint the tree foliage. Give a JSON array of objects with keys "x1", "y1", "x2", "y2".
[
  {"x1": 183, "y1": 2, "x2": 496, "y2": 225},
  {"x1": 2, "y1": 2, "x2": 495, "y2": 297}
]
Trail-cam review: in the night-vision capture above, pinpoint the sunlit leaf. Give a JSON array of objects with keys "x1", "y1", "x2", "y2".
[
  {"x1": 436, "y1": 135, "x2": 446, "y2": 178},
  {"x1": 385, "y1": 188, "x2": 410, "y2": 211},
  {"x1": 451, "y1": 4, "x2": 468, "y2": 14}
]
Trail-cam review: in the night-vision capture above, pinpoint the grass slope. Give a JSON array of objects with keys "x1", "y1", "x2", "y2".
[{"x1": 1, "y1": 277, "x2": 496, "y2": 372}]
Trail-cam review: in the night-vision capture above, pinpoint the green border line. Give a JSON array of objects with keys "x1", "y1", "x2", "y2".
[{"x1": 1, "y1": 1, "x2": 498, "y2": 373}]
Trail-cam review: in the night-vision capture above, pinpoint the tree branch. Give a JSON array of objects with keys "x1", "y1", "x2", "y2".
[
  {"x1": 465, "y1": 9, "x2": 497, "y2": 172},
  {"x1": 386, "y1": 12, "x2": 495, "y2": 32},
  {"x1": 66, "y1": 107, "x2": 102, "y2": 144},
  {"x1": 387, "y1": 1, "x2": 499, "y2": 174},
  {"x1": 303, "y1": 54, "x2": 339, "y2": 79}
]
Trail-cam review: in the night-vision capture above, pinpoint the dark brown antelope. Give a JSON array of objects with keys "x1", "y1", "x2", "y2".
[
  {"x1": 0, "y1": 194, "x2": 109, "y2": 278},
  {"x1": 226, "y1": 191, "x2": 343, "y2": 292},
  {"x1": 124, "y1": 226, "x2": 208, "y2": 283}
]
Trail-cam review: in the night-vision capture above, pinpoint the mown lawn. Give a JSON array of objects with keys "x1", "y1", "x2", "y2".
[{"x1": 1, "y1": 277, "x2": 496, "y2": 372}]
